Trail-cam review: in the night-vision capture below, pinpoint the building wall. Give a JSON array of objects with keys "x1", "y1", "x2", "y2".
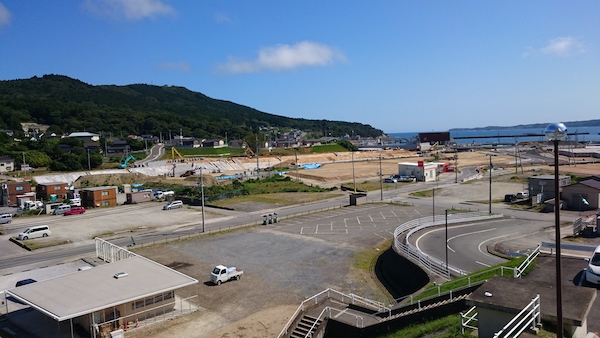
[
  {"x1": 80, "y1": 187, "x2": 117, "y2": 208},
  {"x1": 126, "y1": 190, "x2": 154, "y2": 204},
  {"x1": 0, "y1": 160, "x2": 14, "y2": 173},
  {"x1": 398, "y1": 163, "x2": 437, "y2": 182},
  {"x1": 1, "y1": 182, "x2": 32, "y2": 206},
  {"x1": 528, "y1": 176, "x2": 570, "y2": 203},
  {"x1": 563, "y1": 184, "x2": 600, "y2": 211},
  {"x1": 36, "y1": 183, "x2": 68, "y2": 201}
]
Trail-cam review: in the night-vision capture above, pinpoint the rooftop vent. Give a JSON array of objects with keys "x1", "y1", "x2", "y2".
[{"x1": 113, "y1": 272, "x2": 129, "y2": 279}]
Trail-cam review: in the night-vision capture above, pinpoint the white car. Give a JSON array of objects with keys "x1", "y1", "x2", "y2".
[{"x1": 586, "y1": 245, "x2": 600, "y2": 284}]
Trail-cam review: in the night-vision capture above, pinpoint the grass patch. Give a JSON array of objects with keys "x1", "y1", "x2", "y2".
[
  {"x1": 354, "y1": 240, "x2": 392, "y2": 272},
  {"x1": 409, "y1": 188, "x2": 441, "y2": 198},
  {"x1": 375, "y1": 314, "x2": 472, "y2": 338},
  {"x1": 312, "y1": 144, "x2": 349, "y2": 153},
  {"x1": 341, "y1": 181, "x2": 386, "y2": 192},
  {"x1": 22, "y1": 239, "x2": 71, "y2": 250},
  {"x1": 414, "y1": 255, "x2": 534, "y2": 301}
]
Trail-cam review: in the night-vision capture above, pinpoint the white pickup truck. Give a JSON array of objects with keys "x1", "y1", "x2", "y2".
[{"x1": 211, "y1": 265, "x2": 243, "y2": 285}]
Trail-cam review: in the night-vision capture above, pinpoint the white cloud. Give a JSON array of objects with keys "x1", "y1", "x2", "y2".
[
  {"x1": 524, "y1": 36, "x2": 585, "y2": 58},
  {"x1": 217, "y1": 41, "x2": 346, "y2": 74},
  {"x1": 82, "y1": 0, "x2": 175, "y2": 21},
  {"x1": 0, "y1": 3, "x2": 12, "y2": 27},
  {"x1": 157, "y1": 61, "x2": 191, "y2": 72},
  {"x1": 214, "y1": 12, "x2": 233, "y2": 24}
]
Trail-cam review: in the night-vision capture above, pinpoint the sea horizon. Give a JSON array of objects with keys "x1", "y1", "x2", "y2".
[{"x1": 388, "y1": 125, "x2": 600, "y2": 144}]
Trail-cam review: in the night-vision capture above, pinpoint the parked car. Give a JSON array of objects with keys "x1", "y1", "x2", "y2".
[
  {"x1": 384, "y1": 177, "x2": 397, "y2": 183},
  {"x1": 64, "y1": 206, "x2": 86, "y2": 216},
  {"x1": 586, "y1": 245, "x2": 600, "y2": 284},
  {"x1": 18, "y1": 225, "x2": 51, "y2": 240},
  {"x1": 0, "y1": 213, "x2": 12, "y2": 224},
  {"x1": 516, "y1": 191, "x2": 529, "y2": 199},
  {"x1": 163, "y1": 200, "x2": 183, "y2": 210},
  {"x1": 53, "y1": 204, "x2": 71, "y2": 215},
  {"x1": 504, "y1": 194, "x2": 517, "y2": 202}
]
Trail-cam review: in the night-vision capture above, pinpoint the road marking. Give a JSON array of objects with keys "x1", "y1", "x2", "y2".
[
  {"x1": 477, "y1": 232, "x2": 520, "y2": 255},
  {"x1": 476, "y1": 261, "x2": 491, "y2": 267},
  {"x1": 447, "y1": 228, "x2": 497, "y2": 253}
]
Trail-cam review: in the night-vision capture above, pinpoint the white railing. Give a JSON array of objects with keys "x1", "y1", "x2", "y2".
[
  {"x1": 493, "y1": 294, "x2": 541, "y2": 337},
  {"x1": 304, "y1": 306, "x2": 365, "y2": 338},
  {"x1": 514, "y1": 245, "x2": 540, "y2": 278},
  {"x1": 460, "y1": 306, "x2": 478, "y2": 334},
  {"x1": 393, "y1": 212, "x2": 504, "y2": 278},
  {"x1": 277, "y1": 288, "x2": 384, "y2": 338}
]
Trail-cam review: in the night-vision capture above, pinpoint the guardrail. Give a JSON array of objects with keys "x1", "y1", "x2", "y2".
[{"x1": 393, "y1": 211, "x2": 504, "y2": 278}]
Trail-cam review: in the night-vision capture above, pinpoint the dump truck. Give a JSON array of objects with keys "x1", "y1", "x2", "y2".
[{"x1": 210, "y1": 265, "x2": 243, "y2": 285}]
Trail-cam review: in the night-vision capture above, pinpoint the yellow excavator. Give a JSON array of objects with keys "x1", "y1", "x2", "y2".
[
  {"x1": 245, "y1": 146, "x2": 255, "y2": 158},
  {"x1": 171, "y1": 147, "x2": 186, "y2": 162}
]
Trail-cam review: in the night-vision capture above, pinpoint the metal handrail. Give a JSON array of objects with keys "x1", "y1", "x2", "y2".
[
  {"x1": 493, "y1": 294, "x2": 541, "y2": 337},
  {"x1": 304, "y1": 306, "x2": 365, "y2": 338},
  {"x1": 460, "y1": 306, "x2": 478, "y2": 334}
]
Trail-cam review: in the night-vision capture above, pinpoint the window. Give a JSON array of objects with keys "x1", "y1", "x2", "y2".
[
  {"x1": 54, "y1": 185, "x2": 62, "y2": 190},
  {"x1": 102, "y1": 201, "x2": 109, "y2": 207},
  {"x1": 16, "y1": 186, "x2": 23, "y2": 191},
  {"x1": 101, "y1": 191, "x2": 109, "y2": 196}
]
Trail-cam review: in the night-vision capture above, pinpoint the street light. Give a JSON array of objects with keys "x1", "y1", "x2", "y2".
[{"x1": 545, "y1": 122, "x2": 567, "y2": 338}]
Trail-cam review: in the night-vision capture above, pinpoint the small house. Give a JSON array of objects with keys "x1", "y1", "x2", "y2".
[
  {"x1": 36, "y1": 182, "x2": 69, "y2": 202},
  {"x1": 0, "y1": 156, "x2": 14, "y2": 173},
  {"x1": 126, "y1": 189, "x2": 154, "y2": 204},
  {"x1": 80, "y1": 186, "x2": 118, "y2": 208}
]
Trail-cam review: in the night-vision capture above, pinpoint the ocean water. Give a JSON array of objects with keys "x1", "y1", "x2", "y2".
[{"x1": 389, "y1": 126, "x2": 600, "y2": 145}]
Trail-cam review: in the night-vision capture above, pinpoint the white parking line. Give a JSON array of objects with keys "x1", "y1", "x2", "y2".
[{"x1": 476, "y1": 261, "x2": 491, "y2": 267}]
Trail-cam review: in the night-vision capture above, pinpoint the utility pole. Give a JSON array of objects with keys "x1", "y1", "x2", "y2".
[
  {"x1": 200, "y1": 167, "x2": 205, "y2": 233},
  {"x1": 295, "y1": 148, "x2": 299, "y2": 182},
  {"x1": 352, "y1": 151, "x2": 356, "y2": 193},
  {"x1": 379, "y1": 155, "x2": 383, "y2": 201},
  {"x1": 255, "y1": 133, "x2": 260, "y2": 178}
]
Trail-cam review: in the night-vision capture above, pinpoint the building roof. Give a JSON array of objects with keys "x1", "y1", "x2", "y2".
[
  {"x1": 68, "y1": 132, "x2": 99, "y2": 138},
  {"x1": 0, "y1": 156, "x2": 13, "y2": 162},
  {"x1": 6, "y1": 256, "x2": 198, "y2": 321},
  {"x1": 580, "y1": 179, "x2": 600, "y2": 190},
  {"x1": 81, "y1": 186, "x2": 118, "y2": 191}
]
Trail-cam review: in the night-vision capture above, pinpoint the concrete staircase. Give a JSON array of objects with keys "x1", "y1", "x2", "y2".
[{"x1": 289, "y1": 314, "x2": 322, "y2": 338}]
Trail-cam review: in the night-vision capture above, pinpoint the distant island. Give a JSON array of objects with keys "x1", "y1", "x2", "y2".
[{"x1": 449, "y1": 119, "x2": 600, "y2": 131}]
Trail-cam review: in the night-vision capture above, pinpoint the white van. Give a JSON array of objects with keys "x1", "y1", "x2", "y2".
[
  {"x1": 53, "y1": 204, "x2": 71, "y2": 215},
  {"x1": 163, "y1": 200, "x2": 183, "y2": 210},
  {"x1": 18, "y1": 225, "x2": 51, "y2": 240},
  {"x1": 0, "y1": 213, "x2": 12, "y2": 224}
]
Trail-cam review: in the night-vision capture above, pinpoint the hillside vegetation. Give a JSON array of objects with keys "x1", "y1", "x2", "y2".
[{"x1": 0, "y1": 74, "x2": 383, "y2": 139}]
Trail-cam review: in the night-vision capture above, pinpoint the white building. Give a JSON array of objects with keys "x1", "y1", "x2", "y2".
[{"x1": 398, "y1": 161, "x2": 437, "y2": 182}]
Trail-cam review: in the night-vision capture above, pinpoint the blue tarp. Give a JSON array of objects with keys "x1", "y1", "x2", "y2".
[{"x1": 300, "y1": 163, "x2": 322, "y2": 170}]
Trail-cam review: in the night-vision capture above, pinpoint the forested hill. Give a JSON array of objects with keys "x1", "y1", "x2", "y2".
[{"x1": 0, "y1": 75, "x2": 383, "y2": 139}]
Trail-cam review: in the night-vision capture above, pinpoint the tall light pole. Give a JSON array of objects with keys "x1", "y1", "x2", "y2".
[
  {"x1": 445, "y1": 209, "x2": 448, "y2": 273},
  {"x1": 87, "y1": 149, "x2": 91, "y2": 170},
  {"x1": 486, "y1": 154, "x2": 495, "y2": 214},
  {"x1": 352, "y1": 151, "x2": 356, "y2": 193},
  {"x1": 545, "y1": 122, "x2": 567, "y2": 338}
]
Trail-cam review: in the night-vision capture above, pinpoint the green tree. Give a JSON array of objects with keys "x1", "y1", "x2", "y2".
[{"x1": 25, "y1": 150, "x2": 52, "y2": 167}]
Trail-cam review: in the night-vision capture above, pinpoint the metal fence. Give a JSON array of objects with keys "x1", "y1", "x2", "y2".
[{"x1": 393, "y1": 211, "x2": 504, "y2": 278}]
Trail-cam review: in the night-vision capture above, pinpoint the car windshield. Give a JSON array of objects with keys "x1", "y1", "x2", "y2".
[
  {"x1": 591, "y1": 253, "x2": 600, "y2": 266},
  {"x1": 212, "y1": 267, "x2": 221, "y2": 274}
]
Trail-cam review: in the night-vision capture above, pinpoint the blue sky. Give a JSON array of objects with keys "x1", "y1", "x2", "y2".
[{"x1": 0, "y1": 1, "x2": 598, "y2": 133}]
